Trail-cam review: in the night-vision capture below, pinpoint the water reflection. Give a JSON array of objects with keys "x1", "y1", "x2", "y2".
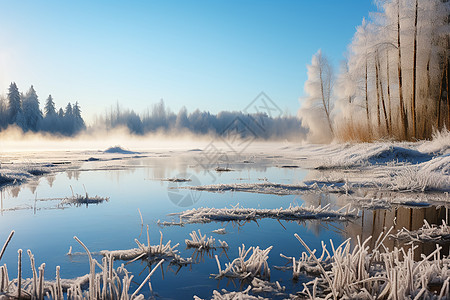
[
  {"x1": 344, "y1": 205, "x2": 449, "y2": 260},
  {"x1": 297, "y1": 192, "x2": 449, "y2": 260}
]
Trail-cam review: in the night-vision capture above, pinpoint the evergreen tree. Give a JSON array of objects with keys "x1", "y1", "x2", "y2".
[
  {"x1": 7, "y1": 82, "x2": 21, "y2": 125},
  {"x1": 0, "y1": 96, "x2": 8, "y2": 129},
  {"x1": 44, "y1": 95, "x2": 56, "y2": 117},
  {"x1": 65, "y1": 102, "x2": 73, "y2": 117},
  {"x1": 63, "y1": 102, "x2": 74, "y2": 135},
  {"x1": 22, "y1": 85, "x2": 43, "y2": 131},
  {"x1": 72, "y1": 101, "x2": 86, "y2": 132}
]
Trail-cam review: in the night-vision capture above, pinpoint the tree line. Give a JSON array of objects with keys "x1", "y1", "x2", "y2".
[
  {"x1": 0, "y1": 82, "x2": 86, "y2": 135},
  {"x1": 0, "y1": 83, "x2": 304, "y2": 140},
  {"x1": 94, "y1": 100, "x2": 304, "y2": 140},
  {"x1": 299, "y1": 0, "x2": 449, "y2": 142}
]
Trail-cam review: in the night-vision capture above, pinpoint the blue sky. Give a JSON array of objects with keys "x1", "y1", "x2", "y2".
[{"x1": 0, "y1": 1, "x2": 376, "y2": 122}]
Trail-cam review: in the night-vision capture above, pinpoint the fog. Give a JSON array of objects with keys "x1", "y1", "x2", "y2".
[{"x1": 0, "y1": 125, "x2": 307, "y2": 153}]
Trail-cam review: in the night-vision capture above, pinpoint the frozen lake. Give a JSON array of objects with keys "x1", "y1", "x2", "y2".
[{"x1": 0, "y1": 149, "x2": 448, "y2": 299}]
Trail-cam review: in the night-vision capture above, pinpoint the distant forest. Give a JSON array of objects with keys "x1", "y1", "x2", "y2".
[
  {"x1": 0, "y1": 83, "x2": 304, "y2": 139},
  {"x1": 95, "y1": 100, "x2": 304, "y2": 139},
  {"x1": 0, "y1": 82, "x2": 85, "y2": 135}
]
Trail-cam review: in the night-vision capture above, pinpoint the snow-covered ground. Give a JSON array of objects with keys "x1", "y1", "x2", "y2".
[{"x1": 179, "y1": 130, "x2": 450, "y2": 206}]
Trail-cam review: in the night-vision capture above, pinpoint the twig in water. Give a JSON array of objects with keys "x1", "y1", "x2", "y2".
[{"x1": 0, "y1": 230, "x2": 14, "y2": 262}]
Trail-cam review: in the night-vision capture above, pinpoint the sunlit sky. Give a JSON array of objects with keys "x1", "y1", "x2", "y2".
[{"x1": 0, "y1": 1, "x2": 376, "y2": 123}]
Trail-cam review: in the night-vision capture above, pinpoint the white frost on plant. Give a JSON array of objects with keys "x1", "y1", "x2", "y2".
[
  {"x1": 182, "y1": 181, "x2": 351, "y2": 195},
  {"x1": 212, "y1": 228, "x2": 227, "y2": 235},
  {"x1": 0, "y1": 232, "x2": 162, "y2": 300},
  {"x1": 166, "y1": 203, "x2": 358, "y2": 225},
  {"x1": 194, "y1": 286, "x2": 268, "y2": 300},
  {"x1": 212, "y1": 244, "x2": 272, "y2": 281},
  {"x1": 287, "y1": 230, "x2": 450, "y2": 299},
  {"x1": 185, "y1": 230, "x2": 228, "y2": 251},
  {"x1": 392, "y1": 219, "x2": 450, "y2": 243},
  {"x1": 100, "y1": 228, "x2": 191, "y2": 266}
]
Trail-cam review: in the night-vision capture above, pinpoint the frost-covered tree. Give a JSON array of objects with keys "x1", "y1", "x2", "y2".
[
  {"x1": 0, "y1": 96, "x2": 8, "y2": 129},
  {"x1": 65, "y1": 102, "x2": 73, "y2": 117},
  {"x1": 58, "y1": 107, "x2": 64, "y2": 118},
  {"x1": 44, "y1": 95, "x2": 56, "y2": 117},
  {"x1": 72, "y1": 101, "x2": 86, "y2": 132},
  {"x1": 175, "y1": 106, "x2": 189, "y2": 130},
  {"x1": 333, "y1": 0, "x2": 450, "y2": 141},
  {"x1": 22, "y1": 85, "x2": 43, "y2": 131},
  {"x1": 298, "y1": 50, "x2": 334, "y2": 143},
  {"x1": 7, "y1": 82, "x2": 22, "y2": 126}
]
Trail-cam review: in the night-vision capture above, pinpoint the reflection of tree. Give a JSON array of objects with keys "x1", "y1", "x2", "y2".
[
  {"x1": 66, "y1": 170, "x2": 80, "y2": 180},
  {"x1": 344, "y1": 205, "x2": 449, "y2": 260},
  {"x1": 28, "y1": 180, "x2": 39, "y2": 194},
  {"x1": 10, "y1": 186, "x2": 21, "y2": 198},
  {"x1": 46, "y1": 175, "x2": 55, "y2": 187}
]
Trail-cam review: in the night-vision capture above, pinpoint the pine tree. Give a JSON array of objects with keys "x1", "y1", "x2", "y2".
[
  {"x1": 72, "y1": 101, "x2": 86, "y2": 132},
  {"x1": 65, "y1": 102, "x2": 73, "y2": 117},
  {"x1": 7, "y1": 82, "x2": 21, "y2": 125},
  {"x1": 44, "y1": 95, "x2": 56, "y2": 117},
  {"x1": 22, "y1": 85, "x2": 43, "y2": 131}
]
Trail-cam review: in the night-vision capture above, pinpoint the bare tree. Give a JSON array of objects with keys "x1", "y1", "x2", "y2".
[
  {"x1": 298, "y1": 50, "x2": 335, "y2": 142},
  {"x1": 412, "y1": 0, "x2": 419, "y2": 137},
  {"x1": 317, "y1": 51, "x2": 334, "y2": 135}
]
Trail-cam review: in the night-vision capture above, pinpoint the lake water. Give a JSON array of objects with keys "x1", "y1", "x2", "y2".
[{"x1": 0, "y1": 152, "x2": 447, "y2": 299}]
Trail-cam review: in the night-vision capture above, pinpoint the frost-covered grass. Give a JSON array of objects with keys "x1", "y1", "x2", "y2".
[
  {"x1": 383, "y1": 155, "x2": 450, "y2": 192},
  {"x1": 340, "y1": 191, "x2": 449, "y2": 210},
  {"x1": 61, "y1": 193, "x2": 109, "y2": 206},
  {"x1": 185, "y1": 230, "x2": 228, "y2": 251},
  {"x1": 194, "y1": 286, "x2": 269, "y2": 300},
  {"x1": 212, "y1": 244, "x2": 272, "y2": 281},
  {"x1": 392, "y1": 219, "x2": 450, "y2": 244},
  {"x1": 194, "y1": 278, "x2": 286, "y2": 300},
  {"x1": 182, "y1": 181, "x2": 352, "y2": 195},
  {"x1": 100, "y1": 226, "x2": 191, "y2": 266},
  {"x1": 164, "y1": 204, "x2": 358, "y2": 225},
  {"x1": 0, "y1": 231, "x2": 162, "y2": 300},
  {"x1": 285, "y1": 229, "x2": 450, "y2": 299}
]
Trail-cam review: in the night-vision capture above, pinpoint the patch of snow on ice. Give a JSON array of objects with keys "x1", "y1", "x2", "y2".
[{"x1": 103, "y1": 146, "x2": 140, "y2": 154}]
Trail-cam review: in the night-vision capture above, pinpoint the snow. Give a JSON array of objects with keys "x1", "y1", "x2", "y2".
[{"x1": 103, "y1": 146, "x2": 140, "y2": 154}]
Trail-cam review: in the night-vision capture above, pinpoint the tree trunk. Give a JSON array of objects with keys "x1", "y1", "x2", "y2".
[
  {"x1": 375, "y1": 58, "x2": 381, "y2": 130},
  {"x1": 365, "y1": 58, "x2": 371, "y2": 135},
  {"x1": 397, "y1": 0, "x2": 408, "y2": 139},
  {"x1": 319, "y1": 67, "x2": 334, "y2": 135},
  {"x1": 447, "y1": 55, "x2": 450, "y2": 128},
  {"x1": 377, "y1": 54, "x2": 390, "y2": 134},
  {"x1": 386, "y1": 50, "x2": 392, "y2": 132},
  {"x1": 437, "y1": 57, "x2": 446, "y2": 129},
  {"x1": 411, "y1": 0, "x2": 419, "y2": 138}
]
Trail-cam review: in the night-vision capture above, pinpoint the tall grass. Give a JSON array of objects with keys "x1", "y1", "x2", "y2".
[{"x1": 0, "y1": 230, "x2": 163, "y2": 299}]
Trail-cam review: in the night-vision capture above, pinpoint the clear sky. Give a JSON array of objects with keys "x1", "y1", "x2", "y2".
[{"x1": 0, "y1": 1, "x2": 376, "y2": 122}]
